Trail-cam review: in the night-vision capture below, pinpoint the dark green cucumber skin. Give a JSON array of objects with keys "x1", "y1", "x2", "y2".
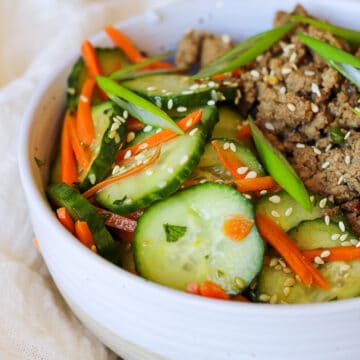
[
  {"x1": 95, "y1": 106, "x2": 218, "y2": 214},
  {"x1": 78, "y1": 102, "x2": 127, "y2": 191},
  {"x1": 47, "y1": 183, "x2": 119, "y2": 264},
  {"x1": 67, "y1": 48, "x2": 131, "y2": 111}
]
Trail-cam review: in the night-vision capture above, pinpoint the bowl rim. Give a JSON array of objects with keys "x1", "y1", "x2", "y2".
[{"x1": 18, "y1": 0, "x2": 360, "y2": 316}]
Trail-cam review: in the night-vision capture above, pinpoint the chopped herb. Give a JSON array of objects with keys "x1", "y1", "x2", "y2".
[
  {"x1": 217, "y1": 269, "x2": 225, "y2": 277},
  {"x1": 34, "y1": 157, "x2": 45, "y2": 168},
  {"x1": 330, "y1": 126, "x2": 345, "y2": 144},
  {"x1": 113, "y1": 196, "x2": 128, "y2": 206},
  {"x1": 163, "y1": 224, "x2": 187, "y2": 242}
]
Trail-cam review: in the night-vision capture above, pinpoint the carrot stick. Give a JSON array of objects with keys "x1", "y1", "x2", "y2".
[
  {"x1": 68, "y1": 114, "x2": 90, "y2": 170},
  {"x1": 234, "y1": 176, "x2": 278, "y2": 193},
  {"x1": 76, "y1": 78, "x2": 96, "y2": 146},
  {"x1": 199, "y1": 281, "x2": 230, "y2": 300},
  {"x1": 115, "y1": 109, "x2": 202, "y2": 162},
  {"x1": 222, "y1": 214, "x2": 254, "y2": 241},
  {"x1": 83, "y1": 146, "x2": 161, "y2": 198},
  {"x1": 81, "y1": 40, "x2": 103, "y2": 77},
  {"x1": 74, "y1": 220, "x2": 95, "y2": 250},
  {"x1": 56, "y1": 207, "x2": 75, "y2": 234},
  {"x1": 127, "y1": 117, "x2": 145, "y2": 132},
  {"x1": 303, "y1": 247, "x2": 360, "y2": 262},
  {"x1": 256, "y1": 214, "x2": 329, "y2": 289},
  {"x1": 212, "y1": 140, "x2": 248, "y2": 179},
  {"x1": 237, "y1": 124, "x2": 252, "y2": 140},
  {"x1": 94, "y1": 207, "x2": 137, "y2": 232},
  {"x1": 60, "y1": 111, "x2": 78, "y2": 185}
]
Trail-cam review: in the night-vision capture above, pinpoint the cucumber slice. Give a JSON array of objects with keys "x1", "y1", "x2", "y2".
[
  {"x1": 256, "y1": 219, "x2": 360, "y2": 303},
  {"x1": 95, "y1": 106, "x2": 218, "y2": 213},
  {"x1": 78, "y1": 101, "x2": 127, "y2": 191},
  {"x1": 134, "y1": 183, "x2": 264, "y2": 294},
  {"x1": 47, "y1": 183, "x2": 119, "y2": 264},
  {"x1": 121, "y1": 74, "x2": 238, "y2": 109},
  {"x1": 67, "y1": 48, "x2": 131, "y2": 111},
  {"x1": 255, "y1": 191, "x2": 328, "y2": 232},
  {"x1": 212, "y1": 106, "x2": 243, "y2": 139}
]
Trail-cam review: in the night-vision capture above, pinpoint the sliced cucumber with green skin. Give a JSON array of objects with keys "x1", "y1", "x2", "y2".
[
  {"x1": 134, "y1": 183, "x2": 264, "y2": 294},
  {"x1": 95, "y1": 106, "x2": 218, "y2": 214},
  {"x1": 67, "y1": 48, "x2": 132, "y2": 111},
  {"x1": 249, "y1": 119, "x2": 312, "y2": 211},
  {"x1": 78, "y1": 101, "x2": 127, "y2": 191},
  {"x1": 212, "y1": 106, "x2": 243, "y2": 139},
  {"x1": 47, "y1": 183, "x2": 119, "y2": 264},
  {"x1": 121, "y1": 75, "x2": 238, "y2": 109},
  {"x1": 256, "y1": 219, "x2": 360, "y2": 303}
]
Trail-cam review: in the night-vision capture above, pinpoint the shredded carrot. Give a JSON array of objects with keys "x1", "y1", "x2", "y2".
[
  {"x1": 81, "y1": 40, "x2": 103, "y2": 78},
  {"x1": 141, "y1": 61, "x2": 174, "y2": 70},
  {"x1": 234, "y1": 176, "x2": 278, "y2": 193},
  {"x1": 115, "y1": 109, "x2": 202, "y2": 162},
  {"x1": 256, "y1": 214, "x2": 329, "y2": 289},
  {"x1": 68, "y1": 114, "x2": 90, "y2": 170},
  {"x1": 105, "y1": 26, "x2": 145, "y2": 63},
  {"x1": 186, "y1": 282, "x2": 200, "y2": 295},
  {"x1": 303, "y1": 247, "x2": 360, "y2": 263},
  {"x1": 127, "y1": 117, "x2": 145, "y2": 132},
  {"x1": 211, "y1": 140, "x2": 248, "y2": 179},
  {"x1": 222, "y1": 214, "x2": 254, "y2": 241},
  {"x1": 237, "y1": 124, "x2": 252, "y2": 140},
  {"x1": 60, "y1": 111, "x2": 78, "y2": 185},
  {"x1": 76, "y1": 78, "x2": 96, "y2": 146},
  {"x1": 231, "y1": 68, "x2": 244, "y2": 76},
  {"x1": 231, "y1": 294, "x2": 250, "y2": 302},
  {"x1": 56, "y1": 207, "x2": 75, "y2": 234},
  {"x1": 74, "y1": 220, "x2": 95, "y2": 249},
  {"x1": 83, "y1": 145, "x2": 161, "y2": 198},
  {"x1": 95, "y1": 207, "x2": 137, "y2": 232},
  {"x1": 199, "y1": 281, "x2": 230, "y2": 300}
]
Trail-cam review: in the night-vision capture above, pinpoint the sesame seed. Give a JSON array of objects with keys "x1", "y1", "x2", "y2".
[
  {"x1": 139, "y1": 143, "x2": 148, "y2": 150},
  {"x1": 314, "y1": 256, "x2": 324, "y2": 265},
  {"x1": 123, "y1": 110, "x2": 128, "y2": 119},
  {"x1": 279, "y1": 86, "x2": 286, "y2": 94},
  {"x1": 325, "y1": 144, "x2": 332, "y2": 152},
  {"x1": 207, "y1": 81, "x2": 216, "y2": 88},
  {"x1": 126, "y1": 132, "x2": 135, "y2": 143},
  {"x1": 237, "y1": 166, "x2": 248, "y2": 175},
  {"x1": 265, "y1": 122, "x2": 275, "y2": 130},
  {"x1": 256, "y1": 54, "x2": 263, "y2": 62},
  {"x1": 199, "y1": 179, "x2": 207, "y2": 184},
  {"x1": 340, "y1": 234, "x2": 348, "y2": 241},
  {"x1": 80, "y1": 95, "x2": 88, "y2": 103},
  {"x1": 345, "y1": 155, "x2": 351, "y2": 165},
  {"x1": 331, "y1": 233, "x2": 340, "y2": 241},
  {"x1": 229, "y1": 143, "x2": 236, "y2": 152},
  {"x1": 260, "y1": 190, "x2": 268, "y2": 195},
  {"x1": 156, "y1": 128, "x2": 162, "y2": 134},
  {"x1": 190, "y1": 84, "x2": 199, "y2": 90},
  {"x1": 356, "y1": 242, "x2": 360, "y2": 248},
  {"x1": 319, "y1": 198, "x2": 327, "y2": 209},
  {"x1": 112, "y1": 165, "x2": 121, "y2": 175},
  {"x1": 344, "y1": 131, "x2": 351, "y2": 140},
  {"x1": 311, "y1": 83, "x2": 321, "y2": 97},
  {"x1": 311, "y1": 103, "x2": 319, "y2": 113},
  {"x1": 189, "y1": 127, "x2": 199, "y2": 136},
  {"x1": 283, "y1": 287, "x2": 291, "y2": 297},
  {"x1": 221, "y1": 34, "x2": 231, "y2": 44},
  {"x1": 310, "y1": 195, "x2": 315, "y2": 203},
  {"x1": 177, "y1": 106, "x2": 187, "y2": 112},
  {"x1": 313, "y1": 147, "x2": 321, "y2": 155},
  {"x1": 250, "y1": 70, "x2": 260, "y2": 78},
  {"x1": 324, "y1": 215, "x2": 330, "y2": 226},
  {"x1": 167, "y1": 167, "x2": 174, "y2": 174},
  {"x1": 287, "y1": 103, "x2": 296, "y2": 112},
  {"x1": 245, "y1": 171, "x2": 257, "y2": 179},
  {"x1": 271, "y1": 210, "x2": 280, "y2": 218},
  {"x1": 337, "y1": 175, "x2": 344, "y2": 185},
  {"x1": 269, "y1": 258, "x2": 278, "y2": 267},
  {"x1": 199, "y1": 83, "x2": 208, "y2": 89},
  {"x1": 211, "y1": 90, "x2": 218, "y2": 101},
  {"x1": 285, "y1": 207, "x2": 293, "y2": 217},
  {"x1": 180, "y1": 155, "x2": 188, "y2": 165},
  {"x1": 321, "y1": 161, "x2": 330, "y2": 169},
  {"x1": 244, "y1": 194, "x2": 252, "y2": 200},
  {"x1": 167, "y1": 99, "x2": 173, "y2": 110},
  {"x1": 108, "y1": 130, "x2": 116, "y2": 139},
  {"x1": 158, "y1": 181, "x2": 167, "y2": 189},
  {"x1": 275, "y1": 264, "x2": 282, "y2": 271},
  {"x1": 350, "y1": 239, "x2": 358, "y2": 246},
  {"x1": 155, "y1": 98, "x2": 162, "y2": 108},
  {"x1": 284, "y1": 278, "x2": 295, "y2": 287},
  {"x1": 320, "y1": 250, "x2": 331, "y2": 258},
  {"x1": 338, "y1": 221, "x2": 345, "y2": 232},
  {"x1": 145, "y1": 169, "x2": 153, "y2": 176},
  {"x1": 124, "y1": 150, "x2": 132, "y2": 159},
  {"x1": 223, "y1": 142, "x2": 230, "y2": 150},
  {"x1": 341, "y1": 241, "x2": 352, "y2": 247},
  {"x1": 278, "y1": 259, "x2": 286, "y2": 268},
  {"x1": 269, "y1": 195, "x2": 281, "y2": 204},
  {"x1": 207, "y1": 99, "x2": 216, "y2": 106},
  {"x1": 259, "y1": 294, "x2": 270, "y2": 302},
  {"x1": 88, "y1": 174, "x2": 96, "y2": 185},
  {"x1": 181, "y1": 90, "x2": 194, "y2": 95},
  {"x1": 123, "y1": 198, "x2": 132, "y2": 205},
  {"x1": 340, "y1": 264, "x2": 351, "y2": 272},
  {"x1": 296, "y1": 143, "x2": 305, "y2": 149},
  {"x1": 304, "y1": 70, "x2": 315, "y2": 76},
  {"x1": 185, "y1": 118, "x2": 193, "y2": 128},
  {"x1": 270, "y1": 294, "x2": 278, "y2": 304},
  {"x1": 67, "y1": 87, "x2": 76, "y2": 95},
  {"x1": 147, "y1": 86, "x2": 157, "y2": 91},
  {"x1": 281, "y1": 67, "x2": 292, "y2": 75},
  {"x1": 143, "y1": 125, "x2": 153, "y2": 133},
  {"x1": 289, "y1": 52, "x2": 297, "y2": 62}
]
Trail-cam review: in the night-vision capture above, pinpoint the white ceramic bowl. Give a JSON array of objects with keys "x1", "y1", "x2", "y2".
[{"x1": 18, "y1": 0, "x2": 360, "y2": 359}]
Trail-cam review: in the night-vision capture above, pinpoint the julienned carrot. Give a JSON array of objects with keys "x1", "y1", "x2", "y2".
[
  {"x1": 76, "y1": 78, "x2": 96, "y2": 146},
  {"x1": 74, "y1": 220, "x2": 95, "y2": 250},
  {"x1": 95, "y1": 207, "x2": 137, "y2": 232},
  {"x1": 222, "y1": 214, "x2": 254, "y2": 241},
  {"x1": 115, "y1": 109, "x2": 202, "y2": 162},
  {"x1": 237, "y1": 124, "x2": 252, "y2": 140},
  {"x1": 68, "y1": 114, "x2": 90, "y2": 170},
  {"x1": 81, "y1": 40, "x2": 103, "y2": 77},
  {"x1": 256, "y1": 214, "x2": 329, "y2": 289},
  {"x1": 199, "y1": 281, "x2": 230, "y2": 300},
  {"x1": 303, "y1": 247, "x2": 360, "y2": 262},
  {"x1": 56, "y1": 207, "x2": 75, "y2": 234},
  {"x1": 212, "y1": 140, "x2": 248, "y2": 179},
  {"x1": 83, "y1": 146, "x2": 161, "y2": 198},
  {"x1": 127, "y1": 117, "x2": 145, "y2": 131},
  {"x1": 105, "y1": 26, "x2": 145, "y2": 63},
  {"x1": 60, "y1": 111, "x2": 78, "y2": 185},
  {"x1": 186, "y1": 282, "x2": 200, "y2": 295},
  {"x1": 234, "y1": 176, "x2": 278, "y2": 193}
]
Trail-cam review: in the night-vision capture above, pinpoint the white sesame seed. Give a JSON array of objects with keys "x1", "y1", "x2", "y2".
[
  {"x1": 356, "y1": 241, "x2": 360, "y2": 248},
  {"x1": 88, "y1": 174, "x2": 96, "y2": 185},
  {"x1": 158, "y1": 181, "x2": 167, "y2": 188},
  {"x1": 207, "y1": 99, "x2": 216, "y2": 106},
  {"x1": 123, "y1": 110, "x2": 128, "y2": 119},
  {"x1": 244, "y1": 194, "x2": 252, "y2": 200},
  {"x1": 143, "y1": 125, "x2": 153, "y2": 133},
  {"x1": 271, "y1": 210, "x2": 280, "y2": 218},
  {"x1": 167, "y1": 99, "x2": 173, "y2": 110},
  {"x1": 279, "y1": 86, "x2": 286, "y2": 94},
  {"x1": 319, "y1": 198, "x2": 327, "y2": 209},
  {"x1": 108, "y1": 130, "x2": 116, "y2": 139},
  {"x1": 314, "y1": 256, "x2": 324, "y2": 265},
  {"x1": 321, "y1": 161, "x2": 330, "y2": 169},
  {"x1": 287, "y1": 103, "x2": 296, "y2": 112},
  {"x1": 126, "y1": 132, "x2": 135, "y2": 143},
  {"x1": 180, "y1": 155, "x2": 188, "y2": 165},
  {"x1": 283, "y1": 287, "x2": 291, "y2": 297},
  {"x1": 211, "y1": 90, "x2": 218, "y2": 101},
  {"x1": 325, "y1": 144, "x2": 332, "y2": 152},
  {"x1": 281, "y1": 67, "x2": 292, "y2": 75},
  {"x1": 269, "y1": 195, "x2": 281, "y2": 204},
  {"x1": 207, "y1": 81, "x2": 216, "y2": 88},
  {"x1": 237, "y1": 166, "x2": 248, "y2": 175},
  {"x1": 269, "y1": 258, "x2": 278, "y2": 267},
  {"x1": 331, "y1": 233, "x2": 340, "y2": 241},
  {"x1": 110, "y1": 122, "x2": 120, "y2": 132},
  {"x1": 256, "y1": 54, "x2": 264, "y2": 62},
  {"x1": 289, "y1": 52, "x2": 297, "y2": 63},
  {"x1": 167, "y1": 167, "x2": 174, "y2": 174},
  {"x1": 350, "y1": 239, "x2": 358, "y2": 246},
  {"x1": 344, "y1": 131, "x2": 351, "y2": 140},
  {"x1": 338, "y1": 221, "x2": 346, "y2": 232},
  {"x1": 147, "y1": 86, "x2": 157, "y2": 91},
  {"x1": 80, "y1": 95, "x2": 89, "y2": 103},
  {"x1": 260, "y1": 190, "x2": 268, "y2": 195},
  {"x1": 189, "y1": 127, "x2": 199, "y2": 136},
  {"x1": 223, "y1": 142, "x2": 230, "y2": 150},
  {"x1": 311, "y1": 83, "x2": 321, "y2": 97},
  {"x1": 123, "y1": 198, "x2": 132, "y2": 205},
  {"x1": 304, "y1": 70, "x2": 315, "y2": 76},
  {"x1": 259, "y1": 294, "x2": 270, "y2": 302},
  {"x1": 341, "y1": 241, "x2": 352, "y2": 247},
  {"x1": 278, "y1": 259, "x2": 286, "y2": 268},
  {"x1": 313, "y1": 147, "x2": 321, "y2": 155},
  {"x1": 221, "y1": 34, "x2": 231, "y2": 44},
  {"x1": 340, "y1": 234, "x2": 348, "y2": 242},
  {"x1": 181, "y1": 90, "x2": 194, "y2": 95},
  {"x1": 311, "y1": 103, "x2": 319, "y2": 113},
  {"x1": 285, "y1": 207, "x2": 293, "y2": 217},
  {"x1": 67, "y1": 87, "x2": 76, "y2": 95},
  {"x1": 155, "y1": 98, "x2": 162, "y2": 108},
  {"x1": 324, "y1": 215, "x2": 330, "y2": 226},
  {"x1": 189, "y1": 84, "x2": 199, "y2": 90},
  {"x1": 199, "y1": 179, "x2": 207, "y2": 184},
  {"x1": 296, "y1": 143, "x2": 305, "y2": 149},
  {"x1": 124, "y1": 150, "x2": 132, "y2": 159},
  {"x1": 320, "y1": 250, "x2": 331, "y2": 258},
  {"x1": 229, "y1": 143, "x2": 236, "y2": 152},
  {"x1": 265, "y1": 122, "x2": 275, "y2": 131},
  {"x1": 275, "y1": 264, "x2": 282, "y2": 271},
  {"x1": 145, "y1": 169, "x2": 153, "y2": 176},
  {"x1": 250, "y1": 70, "x2": 260, "y2": 78},
  {"x1": 345, "y1": 155, "x2": 351, "y2": 165},
  {"x1": 340, "y1": 264, "x2": 351, "y2": 272},
  {"x1": 156, "y1": 128, "x2": 162, "y2": 134},
  {"x1": 284, "y1": 278, "x2": 295, "y2": 287},
  {"x1": 245, "y1": 171, "x2": 257, "y2": 179},
  {"x1": 177, "y1": 106, "x2": 187, "y2": 112},
  {"x1": 310, "y1": 195, "x2": 315, "y2": 203},
  {"x1": 139, "y1": 143, "x2": 148, "y2": 150},
  {"x1": 337, "y1": 175, "x2": 344, "y2": 185},
  {"x1": 270, "y1": 294, "x2": 278, "y2": 304}
]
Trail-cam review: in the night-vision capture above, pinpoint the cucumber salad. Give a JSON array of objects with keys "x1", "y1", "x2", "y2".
[{"x1": 47, "y1": 5, "x2": 360, "y2": 304}]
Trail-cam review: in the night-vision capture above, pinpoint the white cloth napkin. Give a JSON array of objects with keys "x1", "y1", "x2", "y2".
[{"x1": 0, "y1": 1, "x2": 175, "y2": 358}]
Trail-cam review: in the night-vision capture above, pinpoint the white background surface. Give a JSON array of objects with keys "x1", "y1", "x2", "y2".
[{"x1": 0, "y1": 1, "x2": 175, "y2": 359}]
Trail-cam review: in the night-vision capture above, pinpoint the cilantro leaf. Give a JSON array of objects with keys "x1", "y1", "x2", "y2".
[{"x1": 163, "y1": 224, "x2": 187, "y2": 242}]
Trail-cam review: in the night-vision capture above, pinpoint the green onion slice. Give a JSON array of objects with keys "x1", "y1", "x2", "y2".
[
  {"x1": 297, "y1": 33, "x2": 360, "y2": 88},
  {"x1": 192, "y1": 22, "x2": 296, "y2": 79},
  {"x1": 96, "y1": 76, "x2": 183, "y2": 134},
  {"x1": 291, "y1": 15, "x2": 360, "y2": 45}
]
